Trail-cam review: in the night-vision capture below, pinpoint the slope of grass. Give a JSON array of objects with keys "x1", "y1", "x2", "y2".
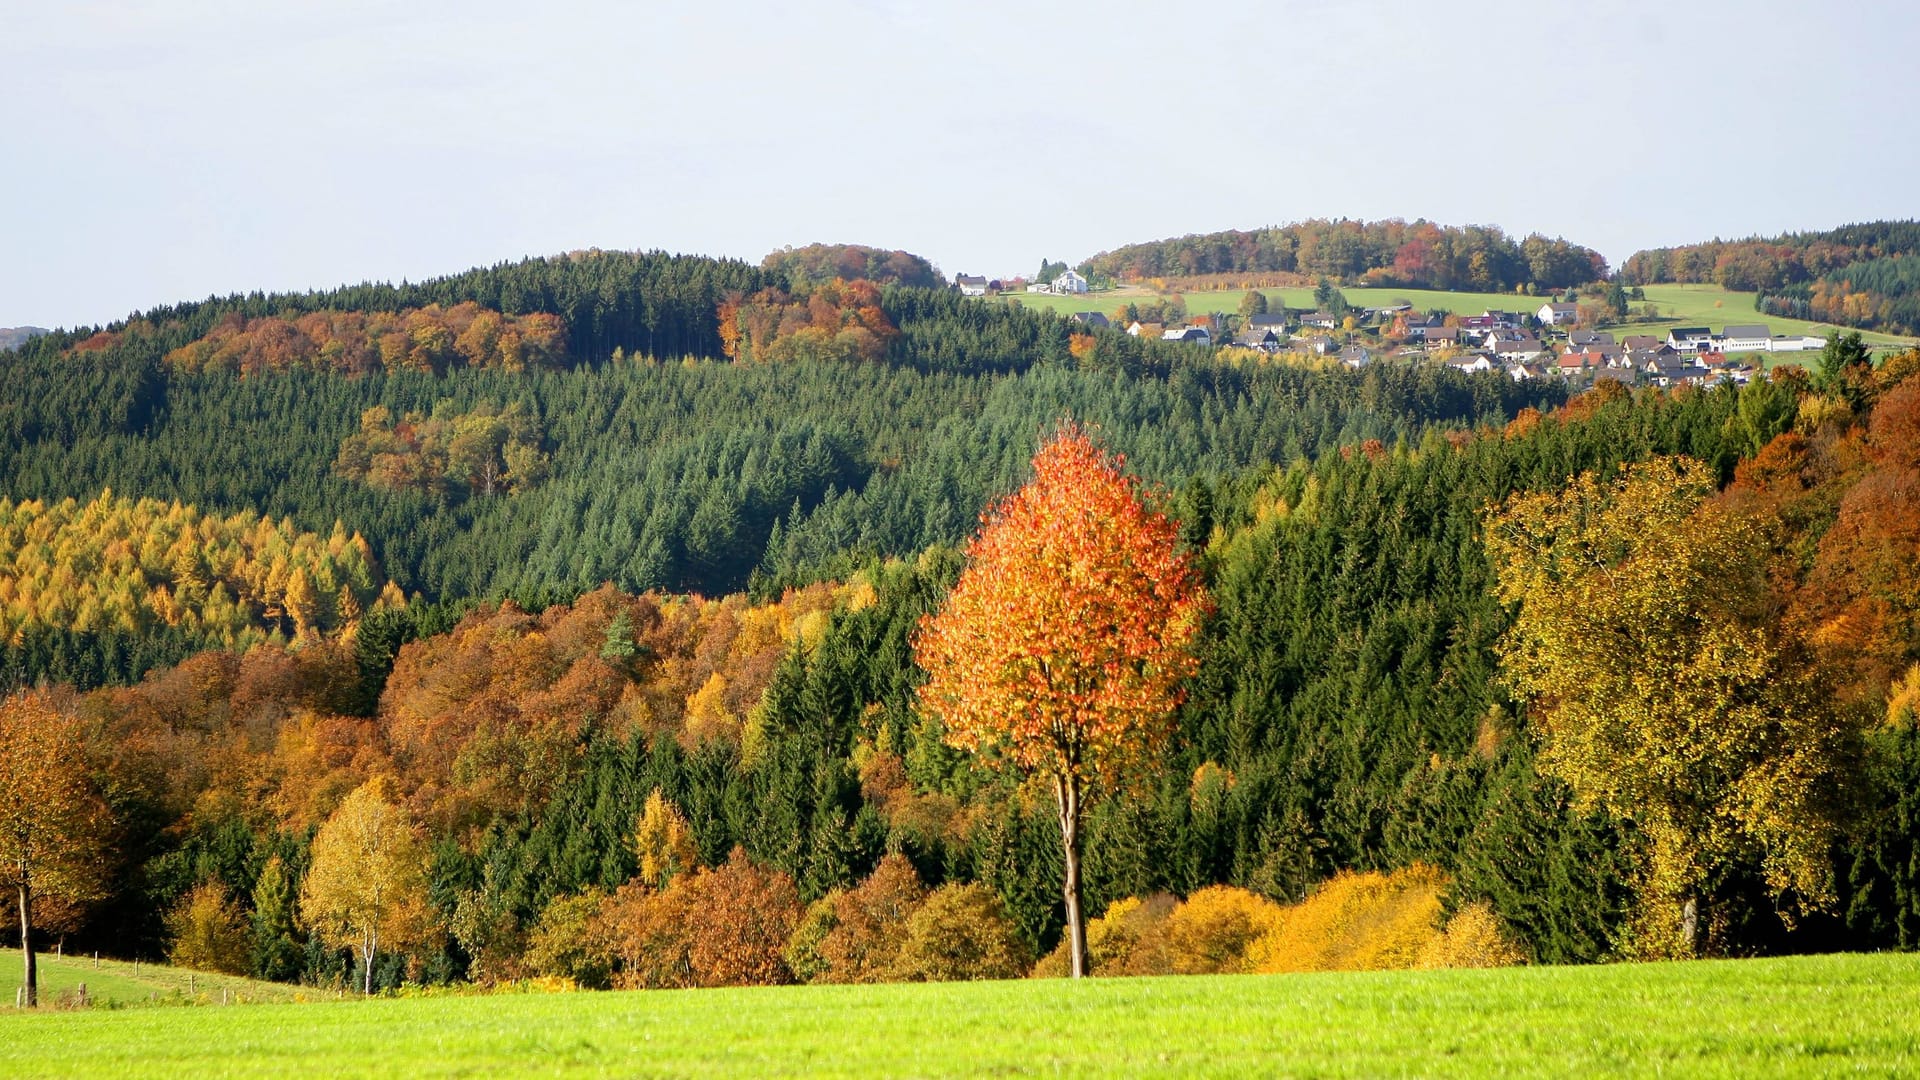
[
  {"x1": 2, "y1": 954, "x2": 306, "y2": 1010},
  {"x1": 1005, "y1": 284, "x2": 1917, "y2": 351},
  {"x1": 0, "y1": 952, "x2": 1915, "y2": 1077}
]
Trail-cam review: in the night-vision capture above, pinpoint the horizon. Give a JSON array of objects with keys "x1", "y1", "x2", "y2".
[{"x1": 5, "y1": 0, "x2": 1919, "y2": 330}]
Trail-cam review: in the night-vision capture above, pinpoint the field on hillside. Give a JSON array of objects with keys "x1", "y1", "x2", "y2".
[
  {"x1": 3, "y1": 955, "x2": 305, "y2": 1010},
  {"x1": 2, "y1": 953, "x2": 1915, "y2": 1077},
  {"x1": 1005, "y1": 283, "x2": 1917, "y2": 351}
]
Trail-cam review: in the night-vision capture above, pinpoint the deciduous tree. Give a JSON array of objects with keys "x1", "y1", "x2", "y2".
[
  {"x1": 1485, "y1": 457, "x2": 1862, "y2": 956},
  {"x1": 0, "y1": 693, "x2": 109, "y2": 1007},
  {"x1": 299, "y1": 777, "x2": 432, "y2": 994},
  {"x1": 915, "y1": 425, "x2": 1207, "y2": 977}
]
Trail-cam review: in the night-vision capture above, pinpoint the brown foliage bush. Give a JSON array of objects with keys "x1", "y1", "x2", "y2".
[
  {"x1": 596, "y1": 848, "x2": 801, "y2": 989},
  {"x1": 809, "y1": 854, "x2": 927, "y2": 984}
]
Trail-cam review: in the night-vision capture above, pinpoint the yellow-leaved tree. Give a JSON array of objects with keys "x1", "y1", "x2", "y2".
[
  {"x1": 0, "y1": 693, "x2": 111, "y2": 1007},
  {"x1": 1484, "y1": 456, "x2": 1861, "y2": 956},
  {"x1": 299, "y1": 777, "x2": 432, "y2": 994}
]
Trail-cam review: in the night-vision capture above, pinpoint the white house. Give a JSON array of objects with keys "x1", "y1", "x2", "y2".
[
  {"x1": 1162, "y1": 326, "x2": 1211, "y2": 346},
  {"x1": 955, "y1": 274, "x2": 988, "y2": 297},
  {"x1": 1538, "y1": 302, "x2": 1579, "y2": 326},
  {"x1": 1667, "y1": 327, "x2": 1714, "y2": 353},
  {"x1": 1053, "y1": 269, "x2": 1089, "y2": 294},
  {"x1": 1718, "y1": 324, "x2": 1773, "y2": 353}
]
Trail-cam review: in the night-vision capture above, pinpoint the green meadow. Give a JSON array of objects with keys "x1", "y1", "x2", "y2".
[
  {"x1": 3, "y1": 954, "x2": 305, "y2": 1009},
  {"x1": 1004, "y1": 283, "x2": 1916, "y2": 351},
  {"x1": 2, "y1": 952, "x2": 1916, "y2": 1077}
]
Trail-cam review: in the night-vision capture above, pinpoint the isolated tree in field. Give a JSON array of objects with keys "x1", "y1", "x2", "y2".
[
  {"x1": 915, "y1": 425, "x2": 1207, "y2": 977},
  {"x1": 0, "y1": 693, "x2": 109, "y2": 1007},
  {"x1": 1484, "y1": 456, "x2": 1860, "y2": 956},
  {"x1": 299, "y1": 777, "x2": 432, "y2": 994}
]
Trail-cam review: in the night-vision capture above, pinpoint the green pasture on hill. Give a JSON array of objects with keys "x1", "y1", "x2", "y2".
[
  {"x1": 2, "y1": 952, "x2": 1916, "y2": 1077},
  {"x1": 1004, "y1": 283, "x2": 1917, "y2": 351},
  {"x1": 3, "y1": 954, "x2": 304, "y2": 1010}
]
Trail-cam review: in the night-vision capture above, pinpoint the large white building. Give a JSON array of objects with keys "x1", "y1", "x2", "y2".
[{"x1": 1053, "y1": 269, "x2": 1089, "y2": 294}]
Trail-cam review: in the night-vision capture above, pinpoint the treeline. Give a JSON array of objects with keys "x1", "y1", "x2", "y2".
[
  {"x1": 0, "y1": 344, "x2": 1559, "y2": 688},
  {"x1": 32, "y1": 249, "x2": 763, "y2": 366},
  {"x1": 26, "y1": 365, "x2": 1920, "y2": 995},
  {"x1": 761, "y1": 244, "x2": 944, "y2": 291},
  {"x1": 1077, "y1": 219, "x2": 1607, "y2": 292},
  {"x1": 1758, "y1": 254, "x2": 1920, "y2": 337},
  {"x1": 1618, "y1": 219, "x2": 1920, "y2": 292}
]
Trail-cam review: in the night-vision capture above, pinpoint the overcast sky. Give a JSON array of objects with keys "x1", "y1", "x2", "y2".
[{"x1": 4, "y1": 0, "x2": 1917, "y2": 330}]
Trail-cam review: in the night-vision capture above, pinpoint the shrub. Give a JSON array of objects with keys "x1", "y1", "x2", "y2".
[
  {"x1": 895, "y1": 884, "x2": 1031, "y2": 982},
  {"x1": 680, "y1": 848, "x2": 802, "y2": 987},
  {"x1": 524, "y1": 888, "x2": 613, "y2": 989},
  {"x1": 1163, "y1": 886, "x2": 1285, "y2": 974},
  {"x1": 1032, "y1": 893, "x2": 1179, "y2": 977},
  {"x1": 784, "y1": 893, "x2": 840, "y2": 984},
  {"x1": 595, "y1": 848, "x2": 802, "y2": 989},
  {"x1": 1416, "y1": 900, "x2": 1528, "y2": 969},
  {"x1": 1247, "y1": 865, "x2": 1447, "y2": 973},
  {"x1": 594, "y1": 880, "x2": 694, "y2": 990},
  {"x1": 812, "y1": 854, "x2": 927, "y2": 983},
  {"x1": 166, "y1": 881, "x2": 250, "y2": 975}
]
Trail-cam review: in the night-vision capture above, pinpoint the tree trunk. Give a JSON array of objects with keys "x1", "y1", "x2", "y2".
[
  {"x1": 17, "y1": 883, "x2": 34, "y2": 1008},
  {"x1": 1052, "y1": 773, "x2": 1088, "y2": 979},
  {"x1": 1681, "y1": 896, "x2": 1700, "y2": 957},
  {"x1": 362, "y1": 929, "x2": 377, "y2": 996}
]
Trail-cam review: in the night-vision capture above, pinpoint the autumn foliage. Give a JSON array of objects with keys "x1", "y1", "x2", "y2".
[
  {"x1": 716, "y1": 279, "x2": 898, "y2": 364},
  {"x1": 916, "y1": 426, "x2": 1207, "y2": 789},
  {"x1": 917, "y1": 424, "x2": 1207, "y2": 976},
  {"x1": 162, "y1": 302, "x2": 567, "y2": 376},
  {"x1": 0, "y1": 490, "x2": 392, "y2": 644}
]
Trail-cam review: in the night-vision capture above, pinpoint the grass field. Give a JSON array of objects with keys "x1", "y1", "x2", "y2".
[
  {"x1": 1, "y1": 952, "x2": 1916, "y2": 1077},
  {"x1": 1003, "y1": 283, "x2": 1917, "y2": 352},
  {"x1": 2, "y1": 953, "x2": 305, "y2": 1009}
]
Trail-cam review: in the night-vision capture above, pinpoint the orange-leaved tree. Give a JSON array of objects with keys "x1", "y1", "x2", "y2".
[{"x1": 915, "y1": 424, "x2": 1208, "y2": 978}]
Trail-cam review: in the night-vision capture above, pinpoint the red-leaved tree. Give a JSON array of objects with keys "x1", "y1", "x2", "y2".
[{"x1": 915, "y1": 425, "x2": 1208, "y2": 977}]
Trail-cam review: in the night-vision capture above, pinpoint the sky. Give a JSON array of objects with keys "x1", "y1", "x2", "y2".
[{"x1": 3, "y1": 0, "x2": 1918, "y2": 330}]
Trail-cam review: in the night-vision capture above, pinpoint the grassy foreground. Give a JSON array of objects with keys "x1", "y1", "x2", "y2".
[{"x1": 3, "y1": 952, "x2": 1918, "y2": 1077}]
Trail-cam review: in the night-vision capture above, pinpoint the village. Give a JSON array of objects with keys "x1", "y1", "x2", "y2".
[{"x1": 961, "y1": 268, "x2": 1828, "y2": 388}]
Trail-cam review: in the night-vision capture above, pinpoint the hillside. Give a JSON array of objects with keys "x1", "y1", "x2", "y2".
[
  {"x1": 1621, "y1": 221, "x2": 1920, "y2": 336},
  {"x1": 1074, "y1": 219, "x2": 1607, "y2": 292},
  {"x1": 2, "y1": 244, "x2": 1918, "y2": 1012},
  {"x1": 0, "y1": 326, "x2": 48, "y2": 350}
]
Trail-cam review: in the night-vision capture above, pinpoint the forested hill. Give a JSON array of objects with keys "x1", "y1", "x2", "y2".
[
  {"x1": 1074, "y1": 219, "x2": 1607, "y2": 291},
  {"x1": 0, "y1": 325, "x2": 47, "y2": 350},
  {"x1": 1619, "y1": 221, "x2": 1920, "y2": 336},
  {"x1": 0, "y1": 247, "x2": 1564, "y2": 687}
]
